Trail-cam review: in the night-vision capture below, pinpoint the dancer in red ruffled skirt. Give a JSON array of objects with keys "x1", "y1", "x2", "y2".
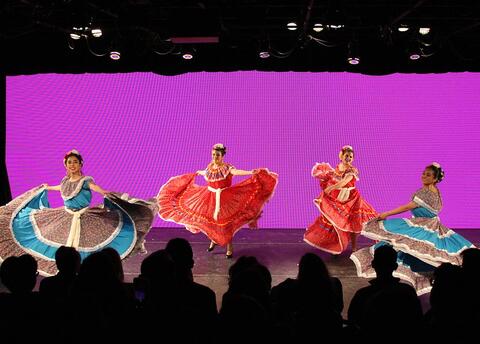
[
  {"x1": 304, "y1": 145, "x2": 377, "y2": 254},
  {"x1": 157, "y1": 144, "x2": 278, "y2": 258}
]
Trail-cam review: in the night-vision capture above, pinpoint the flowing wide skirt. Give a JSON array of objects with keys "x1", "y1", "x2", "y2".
[
  {"x1": 0, "y1": 187, "x2": 157, "y2": 275},
  {"x1": 157, "y1": 169, "x2": 278, "y2": 246}
]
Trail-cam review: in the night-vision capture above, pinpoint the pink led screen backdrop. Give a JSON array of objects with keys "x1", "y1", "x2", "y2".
[{"x1": 6, "y1": 72, "x2": 480, "y2": 228}]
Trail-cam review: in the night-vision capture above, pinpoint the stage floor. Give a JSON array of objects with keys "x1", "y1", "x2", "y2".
[
  {"x1": 1, "y1": 228, "x2": 478, "y2": 318},
  {"x1": 126, "y1": 228, "x2": 480, "y2": 317}
]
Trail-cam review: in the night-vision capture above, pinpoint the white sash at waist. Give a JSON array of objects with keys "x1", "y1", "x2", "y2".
[
  {"x1": 337, "y1": 187, "x2": 355, "y2": 202},
  {"x1": 65, "y1": 207, "x2": 88, "y2": 248},
  {"x1": 207, "y1": 186, "x2": 226, "y2": 221}
]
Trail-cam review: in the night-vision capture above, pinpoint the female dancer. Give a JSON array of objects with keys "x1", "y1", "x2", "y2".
[
  {"x1": 0, "y1": 150, "x2": 157, "y2": 275},
  {"x1": 351, "y1": 163, "x2": 475, "y2": 294},
  {"x1": 157, "y1": 143, "x2": 278, "y2": 258},
  {"x1": 304, "y1": 145, "x2": 377, "y2": 254}
]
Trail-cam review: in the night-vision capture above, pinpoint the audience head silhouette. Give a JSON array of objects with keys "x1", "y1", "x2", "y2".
[
  {"x1": 140, "y1": 249, "x2": 175, "y2": 285},
  {"x1": 0, "y1": 254, "x2": 38, "y2": 293},
  {"x1": 165, "y1": 238, "x2": 194, "y2": 271},
  {"x1": 55, "y1": 246, "x2": 81, "y2": 276},
  {"x1": 101, "y1": 247, "x2": 124, "y2": 282},
  {"x1": 372, "y1": 245, "x2": 398, "y2": 277},
  {"x1": 461, "y1": 248, "x2": 480, "y2": 277},
  {"x1": 298, "y1": 252, "x2": 331, "y2": 283}
]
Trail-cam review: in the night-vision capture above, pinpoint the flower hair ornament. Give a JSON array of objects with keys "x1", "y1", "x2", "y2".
[
  {"x1": 66, "y1": 149, "x2": 81, "y2": 156},
  {"x1": 431, "y1": 162, "x2": 441, "y2": 168},
  {"x1": 212, "y1": 143, "x2": 226, "y2": 150},
  {"x1": 64, "y1": 149, "x2": 83, "y2": 165}
]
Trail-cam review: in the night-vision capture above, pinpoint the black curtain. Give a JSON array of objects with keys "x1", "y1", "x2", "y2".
[{"x1": 0, "y1": 73, "x2": 12, "y2": 206}]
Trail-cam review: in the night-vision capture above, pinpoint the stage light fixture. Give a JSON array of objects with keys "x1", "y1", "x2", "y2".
[
  {"x1": 398, "y1": 25, "x2": 409, "y2": 32},
  {"x1": 259, "y1": 51, "x2": 270, "y2": 59},
  {"x1": 109, "y1": 51, "x2": 121, "y2": 60},
  {"x1": 69, "y1": 26, "x2": 84, "y2": 40},
  {"x1": 348, "y1": 57, "x2": 360, "y2": 65},
  {"x1": 347, "y1": 41, "x2": 360, "y2": 65},
  {"x1": 287, "y1": 22, "x2": 298, "y2": 31},
  {"x1": 313, "y1": 23, "x2": 324, "y2": 32},
  {"x1": 257, "y1": 39, "x2": 271, "y2": 59},
  {"x1": 419, "y1": 27, "x2": 430, "y2": 35},
  {"x1": 407, "y1": 39, "x2": 422, "y2": 61},
  {"x1": 180, "y1": 46, "x2": 196, "y2": 60},
  {"x1": 91, "y1": 28, "x2": 103, "y2": 38}
]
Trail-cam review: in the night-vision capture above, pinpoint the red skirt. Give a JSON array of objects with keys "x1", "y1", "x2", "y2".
[
  {"x1": 157, "y1": 169, "x2": 278, "y2": 246},
  {"x1": 304, "y1": 193, "x2": 377, "y2": 254},
  {"x1": 304, "y1": 163, "x2": 377, "y2": 254}
]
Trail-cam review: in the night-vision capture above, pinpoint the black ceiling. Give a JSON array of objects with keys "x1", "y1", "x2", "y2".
[{"x1": 2, "y1": 0, "x2": 480, "y2": 76}]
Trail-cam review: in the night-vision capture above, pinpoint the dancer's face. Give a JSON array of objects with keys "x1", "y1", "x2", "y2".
[
  {"x1": 341, "y1": 151, "x2": 354, "y2": 166},
  {"x1": 211, "y1": 150, "x2": 223, "y2": 164},
  {"x1": 421, "y1": 168, "x2": 437, "y2": 186},
  {"x1": 65, "y1": 156, "x2": 82, "y2": 175}
]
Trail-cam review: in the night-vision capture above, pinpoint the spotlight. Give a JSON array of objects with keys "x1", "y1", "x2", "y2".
[
  {"x1": 109, "y1": 51, "x2": 121, "y2": 60},
  {"x1": 348, "y1": 57, "x2": 360, "y2": 65},
  {"x1": 312, "y1": 23, "x2": 324, "y2": 32},
  {"x1": 329, "y1": 24, "x2": 344, "y2": 29},
  {"x1": 259, "y1": 51, "x2": 270, "y2": 59},
  {"x1": 407, "y1": 40, "x2": 422, "y2": 60},
  {"x1": 91, "y1": 28, "x2": 103, "y2": 38},
  {"x1": 398, "y1": 25, "x2": 409, "y2": 32},
  {"x1": 287, "y1": 22, "x2": 297, "y2": 31},
  {"x1": 258, "y1": 39, "x2": 270, "y2": 59},
  {"x1": 347, "y1": 41, "x2": 360, "y2": 65},
  {"x1": 418, "y1": 27, "x2": 430, "y2": 35},
  {"x1": 181, "y1": 47, "x2": 195, "y2": 59},
  {"x1": 409, "y1": 53, "x2": 421, "y2": 60},
  {"x1": 69, "y1": 26, "x2": 85, "y2": 40}
]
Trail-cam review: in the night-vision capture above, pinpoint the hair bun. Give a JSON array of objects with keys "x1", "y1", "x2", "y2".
[
  {"x1": 213, "y1": 143, "x2": 225, "y2": 149},
  {"x1": 428, "y1": 163, "x2": 445, "y2": 183}
]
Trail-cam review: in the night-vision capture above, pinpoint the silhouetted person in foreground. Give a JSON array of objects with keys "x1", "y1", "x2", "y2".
[
  {"x1": 461, "y1": 248, "x2": 480, "y2": 340},
  {"x1": 40, "y1": 246, "x2": 81, "y2": 301},
  {"x1": 271, "y1": 253, "x2": 343, "y2": 343},
  {"x1": 135, "y1": 249, "x2": 179, "y2": 341},
  {"x1": 0, "y1": 254, "x2": 44, "y2": 342},
  {"x1": 67, "y1": 250, "x2": 134, "y2": 342},
  {"x1": 425, "y1": 262, "x2": 474, "y2": 341},
  {"x1": 219, "y1": 256, "x2": 273, "y2": 344},
  {"x1": 348, "y1": 245, "x2": 422, "y2": 341},
  {"x1": 0, "y1": 254, "x2": 38, "y2": 294},
  {"x1": 166, "y1": 238, "x2": 217, "y2": 312},
  {"x1": 462, "y1": 247, "x2": 480, "y2": 291}
]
